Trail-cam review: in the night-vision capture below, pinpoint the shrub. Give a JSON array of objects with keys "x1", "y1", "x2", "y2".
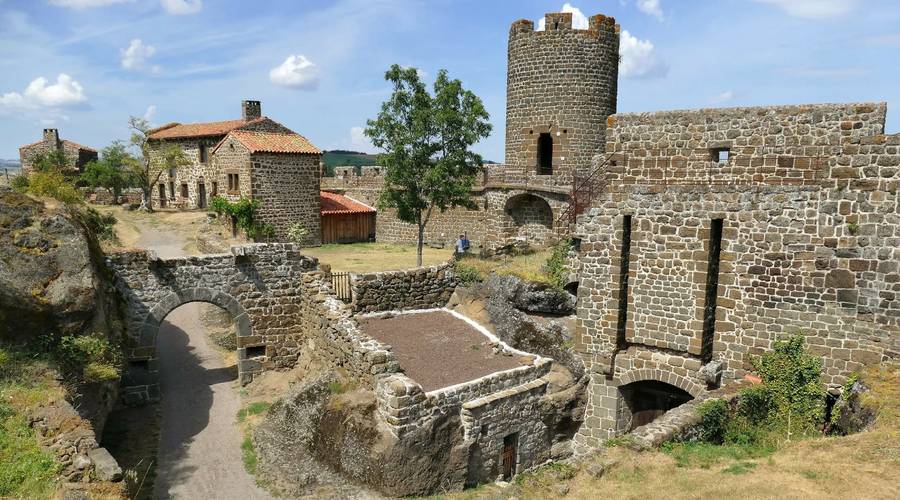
[
  {"x1": 57, "y1": 334, "x2": 121, "y2": 383},
  {"x1": 454, "y1": 259, "x2": 484, "y2": 284},
  {"x1": 77, "y1": 206, "x2": 118, "y2": 242},
  {"x1": 10, "y1": 175, "x2": 29, "y2": 193},
  {"x1": 545, "y1": 238, "x2": 573, "y2": 289},
  {"x1": 208, "y1": 196, "x2": 273, "y2": 241},
  {"x1": 286, "y1": 221, "x2": 309, "y2": 244},
  {"x1": 26, "y1": 171, "x2": 82, "y2": 204},
  {"x1": 696, "y1": 399, "x2": 729, "y2": 443}
]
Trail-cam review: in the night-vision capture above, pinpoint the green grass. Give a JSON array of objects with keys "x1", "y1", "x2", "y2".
[
  {"x1": 236, "y1": 402, "x2": 271, "y2": 423},
  {"x1": 240, "y1": 436, "x2": 257, "y2": 475},
  {"x1": 722, "y1": 461, "x2": 758, "y2": 475},
  {"x1": 661, "y1": 441, "x2": 776, "y2": 469},
  {"x1": 0, "y1": 348, "x2": 63, "y2": 499}
]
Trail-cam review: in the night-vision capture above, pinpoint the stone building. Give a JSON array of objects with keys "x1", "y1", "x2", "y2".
[
  {"x1": 571, "y1": 103, "x2": 900, "y2": 451},
  {"x1": 147, "y1": 100, "x2": 322, "y2": 244},
  {"x1": 18, "y1": 128, "x2": 97, "y2": 174},
  {"x1": 323, "y1": 12, "x2": 620, "y2": 250}
]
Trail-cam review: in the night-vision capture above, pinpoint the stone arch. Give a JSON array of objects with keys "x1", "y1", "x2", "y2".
[
  {"x1": 136, "y1": 287, "x2": 251, "y2": 348},
  {"x1": 616, "y1": 368, "x2": 704, "y2": 398},
  {"x1": 503, "y1": 193, "x2": 554, "y2": 244}
]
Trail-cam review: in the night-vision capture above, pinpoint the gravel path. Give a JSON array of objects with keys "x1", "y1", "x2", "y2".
[{"x1": 154, "y1": 305, "x2": 272, "y2": 499}]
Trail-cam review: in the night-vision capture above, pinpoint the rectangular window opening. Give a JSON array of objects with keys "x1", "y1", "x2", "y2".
[
  {"x1": 711, "y1": 148, "x2": 730, "y2": 164},
  {"x1": 616, "y1": 215, "x2": 632, "y2": 351},
  {"x1": 245, "y1": 345, "x2": 266, "y2": 358},
  {"x1": 701, "y1": 219, "x2": 724, "y2": 362},
  {"x1": 199, "y1": 143, "x2": 208, "y2": 163}
]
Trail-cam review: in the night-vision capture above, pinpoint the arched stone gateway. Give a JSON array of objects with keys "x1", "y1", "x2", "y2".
[
  {"x1": 106, "y1": 243, "x2": 319, "y2": 404},
  {"x1": 503, "y1": 193, "x2": 555, "y2": 244}
]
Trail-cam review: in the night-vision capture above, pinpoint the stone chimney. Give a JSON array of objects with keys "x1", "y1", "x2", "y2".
[
  {"x1": 242, "y1": 100, "x2": 261, "y2": 121},
  {"x1": 43, "y1": 128, "x2": 59, "y2": 145}
]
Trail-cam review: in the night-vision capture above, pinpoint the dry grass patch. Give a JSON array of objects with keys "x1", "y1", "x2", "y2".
[
  {"x1": 454, "y1": 250, "x2": 553, "y2": 285},
  {"x1": 301, "y1": 242, "x2": 454, "y2": 272}
]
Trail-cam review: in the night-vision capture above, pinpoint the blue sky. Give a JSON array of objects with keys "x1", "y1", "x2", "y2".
[{"x1": 1, "y1": 0, "x2": 898, "y2": 161}]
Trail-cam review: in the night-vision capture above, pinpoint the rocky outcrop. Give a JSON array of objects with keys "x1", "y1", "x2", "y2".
[
  {"x1": 453, "y1": 275, "x2": 584, "y2": 379},
  {"x1": 0, "y1": 189, "x2": 118, "y2": 343}
]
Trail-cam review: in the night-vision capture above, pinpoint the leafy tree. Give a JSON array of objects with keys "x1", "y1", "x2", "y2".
[
  {"x1": 80, "y1": 141, "x2": 136, "y2": 201},
  {"x1": 128, "y1": 116, "x2": 188, "y2": 212},
  {"x1": 29, "y1": 149, "x2": 71, "y2": 173},
  {"x1": 365, "y1": 64, "x2": 491, "y2": 266},
  {"x1": 750, "y1": 334, "x2": 825, "y2": 440}
]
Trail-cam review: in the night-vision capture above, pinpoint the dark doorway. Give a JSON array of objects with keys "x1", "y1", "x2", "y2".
[
  {"x1": 616, "y1": 215, "x2": 633, "y2": 351},
  {"x1": 502, "y1": 433, "x2": 518, "y2": 480},
  {"x1": 621, "y1": 380, "x2": 693, "y2": 430},
  {"x1": 158, "y1": 183, "x2": 167, "y2": 208},
  {"x1": 537, "y1": 132, "x2": 553, "y2": 175},
  {"x1": 198, "y1": 183, "x2": 207, "y2": 209}
]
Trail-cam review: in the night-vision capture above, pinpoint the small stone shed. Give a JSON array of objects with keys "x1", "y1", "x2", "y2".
[
  {"x1": 18, "y1": 128, "x2": 97, "y2": 174},
  {"x1": 319, "y1": 191, "x2": 376, "y2": 244}
]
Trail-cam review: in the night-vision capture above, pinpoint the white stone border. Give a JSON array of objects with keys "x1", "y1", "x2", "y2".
[{"x1": 358, "y1": 307, "x2": 550, "y2": 396}]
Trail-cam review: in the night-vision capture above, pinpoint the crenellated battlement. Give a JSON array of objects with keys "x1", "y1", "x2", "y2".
[{"x1": 510, "y1": 12, "x2": 619, "y2": 38}]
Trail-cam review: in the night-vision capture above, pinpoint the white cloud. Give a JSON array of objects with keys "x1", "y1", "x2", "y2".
[
  {"x1": 711, "y1": 90, "x2": 735, "y2": 105},
  {"x1": 537, "y1": 3, "x2": 588, "y2": 30},
  {"x1": 120, "y1": 38, "x2": 159, "y2": 72},
  {"x1": 143, "y1": 104, "x2": 156, "y2": 122},
  {"x1": 160, "y1": 0, "x2": 202, "y2": 14},
  {"x1": 636, "y1": 0, "x2": 664, "y2": 21},
  {"x1": 619, "y1": 30, "x2": 668, "y2": 79},
  {"x1": 48, "y1": 0, "x2": 134, "y2": 8},
  {"x1": 0, "y1": 74, "x2": 88, "y2": 116},
  {"x1": 753, "y1": 0, "x2": 860, "y2": 19},
  {"x1": 349, "y1": 126, "x2": 375, "y2": 153},
  {"x1": 269, "y1": 54, "x2": 320, "y2": 90}
]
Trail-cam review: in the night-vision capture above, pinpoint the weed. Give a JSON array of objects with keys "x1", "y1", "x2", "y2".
[
  {"x1": 847, "y1": 222, "x2": 859, "y2": 235},
  {"x1": 328, "y1": 380, "x2": 356, "y2": 394},
  {"x1": 801, "y1": 470, "x2": 820, "y2": 480},
  {"x1": 722, "y1": 461, "x2": 757, "y2": 475},
  {"x1": 237, "y1": 402, "x2": 271, "y2": 423},
  {"x1": 240, "y1": 436, "x2": 257, "y2": 474}
]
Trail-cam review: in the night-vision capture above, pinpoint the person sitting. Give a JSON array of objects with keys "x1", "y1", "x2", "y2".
[
  {"x1": 454, "y1": 234, "x2": 467, "y2": 256},
  {"x1": 461, "y1": 232, "x2": 470, "y2": 252}
]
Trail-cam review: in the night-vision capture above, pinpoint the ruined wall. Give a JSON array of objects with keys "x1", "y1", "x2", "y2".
[
  {"x1": 505, "y1": 13, "x2": 619, "y2": 187},
  {"x1": 573, "y1": 102, "x2": 899, "y2": 450},
  {"x1": 249, "y1": 151, "x2": 321, "y2": 245},
  {"x1": 351, "y1": 264, "x2": 459, "y2": 313}
]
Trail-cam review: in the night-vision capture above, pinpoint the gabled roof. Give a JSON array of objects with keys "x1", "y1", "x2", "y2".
[
  {"x1": 218, "y1": 130, "x2": 321, "y2": 155},
  {"x1": 320, "y1": 191, "x2": 377, "y2": 215},
  {"x1": 147, "y1": 118, "x2": 265, "y2": 140},
  {"x1": 18, "y1": 138, "x2": 97, "y2": 153}
]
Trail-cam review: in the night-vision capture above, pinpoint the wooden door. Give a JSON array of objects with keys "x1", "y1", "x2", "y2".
[
  {"x1": 158, "y1": 184, "x2": 166, "y2": 208},
  {"x1": 198, "y1": 183, "x2": 207, "y2": 209},
  {"x1": 502, "y1": 433, "x2": 518, "y2": 480}
]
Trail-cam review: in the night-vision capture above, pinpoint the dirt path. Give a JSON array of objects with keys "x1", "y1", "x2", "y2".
[{"x1": 154, "y1": 305, "x2": 272, "y2": 500}]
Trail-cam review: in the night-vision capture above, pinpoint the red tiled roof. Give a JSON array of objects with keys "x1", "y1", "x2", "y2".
[
  {"x1": 147, "y1": 118, "x2": 263, "y2": 140},
  {"x1": 225, "y1": 130, "x2": 321, "y2": 155},
  {"x1": 320, "y1": 191, "x2": 376, "y2": 215}
]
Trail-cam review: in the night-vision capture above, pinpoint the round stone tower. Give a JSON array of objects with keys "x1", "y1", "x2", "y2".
[{"x1": 505, "y1": 12, "x2": 619, "y2": 185}]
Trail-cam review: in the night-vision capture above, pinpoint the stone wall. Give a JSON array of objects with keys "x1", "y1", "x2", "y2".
[
  {"x1": 19, "y1": 134, "x2": 97, "y2": 174},
  {"x1": 351, "y1": 264, "x2": 459, "y2": 313},
  {"x1": 505, "y1": 13, "x2": 619, "y2": 187},
  {"x1": 106, "y1": 243, "x2": 318, "y2": 398},
  {"x1": 573, "y1": 102, "x2": 899, "y2": 450},
  {"x1": 149, "y1": 136, "x2": 231, "y2": 210},
  {"x1": 250, "y1": 151, "x2": 321, "y2": 245}
]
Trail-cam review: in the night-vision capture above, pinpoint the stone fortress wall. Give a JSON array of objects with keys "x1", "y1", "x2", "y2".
[
  {"x1": 350, "y1": 264, "x2": 459, "y2": 313},
  {"x1": 572, "y1": 102, "x2": 900, "y2": 450}
]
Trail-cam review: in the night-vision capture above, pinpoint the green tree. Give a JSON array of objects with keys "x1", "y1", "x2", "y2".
[
  {"x1": 29, "y1": 149, "x2": 71, "y2": 173},
  {"x1": 128, "y1": 116, "x2": 188, "y2": 212},
  {"x1": 365, "y1": 64, "x2": 491, "y2": 266},
  {"x1": 80, "y1": 141, "x2": 136, "y2": 201}
]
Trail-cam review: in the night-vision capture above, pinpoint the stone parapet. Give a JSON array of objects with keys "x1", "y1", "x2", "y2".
[{"x1": 351, "y1": 263, "x2": 459, "y2": 313}]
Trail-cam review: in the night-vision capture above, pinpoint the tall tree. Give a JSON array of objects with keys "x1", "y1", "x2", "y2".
[
  {"x1": 365, "y1": 64, "x2": 491, "y2": 266},
  {"x1": 128, "y1": 116, "x2": 188, "y2": 212},
  {"x1": 80, "y1": 141, "x2": 136, "y2": 201}
]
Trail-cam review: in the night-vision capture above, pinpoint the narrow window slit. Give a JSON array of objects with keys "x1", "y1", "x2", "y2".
[
  {"x1": 701, "y1": 219, "x2": 724, "y2": 362},
  {"x1": 616, "y1": 215, "x2": 632, "y2": 350}
]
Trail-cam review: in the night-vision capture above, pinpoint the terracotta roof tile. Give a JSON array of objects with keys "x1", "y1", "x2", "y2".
[
  {"x1": 147, "y1": 118, "x2": 261, "y2": 140},
  {"x1": 320, "y1": 191, "x2": 376, "y2": 215},
  {"x1": 226, "y1": 130, "x2": 321, "y2": 155}
]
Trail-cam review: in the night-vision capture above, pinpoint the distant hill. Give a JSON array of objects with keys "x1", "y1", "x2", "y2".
[
  {"x1": 322, "y1": 150, "x2": 379, "y2": 169},
  {"x1": 0, "y1": 159, "x2": 21, "y2": 170}
]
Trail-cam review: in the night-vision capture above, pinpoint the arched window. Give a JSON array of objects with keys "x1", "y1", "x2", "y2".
[{"x1": 537, "y1": 133, "x2": 553, "y2": 175}]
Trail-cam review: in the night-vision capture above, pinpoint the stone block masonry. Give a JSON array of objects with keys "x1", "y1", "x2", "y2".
[
  {"x1": 351, "y1": 263, "x2": 459, "y2": 313},
  {"x1": 573, "y1": 102, "x2": 899, "y2": 450}
]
